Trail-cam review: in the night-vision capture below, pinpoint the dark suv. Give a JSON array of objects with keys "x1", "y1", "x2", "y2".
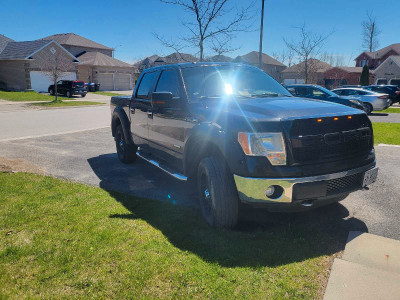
[
  {"x1": 48, "y1": 80, "x2": 87, "y2": 98},
  {"x1": 365, "y1": 85, "x2": 400, "y2": 105},
  {"x1": 110, "y1": 63, "x2": 377, "y2": 228},
  {"x1": 286, "y1": 84, "x2": 366, "y2": 112}
]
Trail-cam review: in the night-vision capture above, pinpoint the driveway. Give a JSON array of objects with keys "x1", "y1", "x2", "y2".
[{"x1": 0, "y1": 126, "x2": 399, "y2": 240}]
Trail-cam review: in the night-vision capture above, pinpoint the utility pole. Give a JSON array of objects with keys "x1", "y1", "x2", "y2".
[{"x1": 259, "y1": 0, "x2": 265, "y2": 69}]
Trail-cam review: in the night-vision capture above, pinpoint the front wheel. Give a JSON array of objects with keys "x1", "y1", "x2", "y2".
[
  {"x1": 115, "y1": 125, "x2": 137, "y2": 164},
  {"x1": 197, "y1": 156, "x2": 239, "y2": 228},
  {"x1": 66, "y1": 91, "x2": 72, "y2": 98},
  {"x1": 364, "y1": 103, "x2": 373, "y2": 114},
  {"x1": 49, "y1": 89, "x2": 54, "y2": 95}
]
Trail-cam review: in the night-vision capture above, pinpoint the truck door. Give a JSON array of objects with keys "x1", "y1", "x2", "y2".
[
  {"x1": 148, "y1": 69, "x2": 189, "y2": 170},
  {"x1": 130, "y1": 71, "x2": 158, "y2": 152}
]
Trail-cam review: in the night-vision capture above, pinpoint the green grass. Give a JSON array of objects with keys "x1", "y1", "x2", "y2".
[
  {"x1": 89, "y1": 91, "x2": 127, "y2": 97},
  {"x1": 0, "y1": 91, "x2": 69, "y2": 101},
  {"x1": 381, "y1": 107, "x2": 400, "y2": 113},
  {"x1": 373, "y1": 122, "x2": 400, "y2": 145},
  {"x1": 0, "y1": 172, "x2": 344, "y2": 299},
  {"x1": 31, "y1": 101, "x2": 104, "y2": 107}
]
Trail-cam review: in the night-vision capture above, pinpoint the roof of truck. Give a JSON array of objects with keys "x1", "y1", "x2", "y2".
[{"x1": 142, "y1": 61, "x2": 250, "y2": 72}]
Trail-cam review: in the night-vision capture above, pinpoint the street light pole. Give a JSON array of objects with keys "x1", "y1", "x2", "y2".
[{"x1": 259, "y1": 0, "x2": 265, "y2": 69}]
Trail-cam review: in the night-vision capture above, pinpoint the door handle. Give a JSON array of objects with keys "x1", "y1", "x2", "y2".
[{"x1": 147, "y1": 111, "x2": 153, "y2": 118}]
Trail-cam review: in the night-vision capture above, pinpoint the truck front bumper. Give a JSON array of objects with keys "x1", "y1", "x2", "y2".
[{"x1": 234, "y1": 162, "x2": 377, "y2": 210}]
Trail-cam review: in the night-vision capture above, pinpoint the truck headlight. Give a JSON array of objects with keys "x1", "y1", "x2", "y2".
[{"x1": 238, "y1": 132, "x2": 287, "y2": 165}]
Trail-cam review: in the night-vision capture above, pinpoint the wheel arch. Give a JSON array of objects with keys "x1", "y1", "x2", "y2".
[{"x1": 111, "y1": 107, "x2": 133, "y2": 144}]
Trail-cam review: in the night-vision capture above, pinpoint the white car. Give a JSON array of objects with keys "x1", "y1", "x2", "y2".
[{"x1": 332, "y1": 88, "x2": 390, "y2": 114}]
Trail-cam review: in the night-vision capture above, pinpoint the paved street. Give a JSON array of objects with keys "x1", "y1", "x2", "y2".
[{"x1": 369, "y1": 112, "x2": 400, "y2": 123}]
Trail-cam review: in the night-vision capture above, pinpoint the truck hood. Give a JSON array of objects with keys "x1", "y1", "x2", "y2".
[{"x1": 211, "y1": 96, "x2": 362, "y2": 122}]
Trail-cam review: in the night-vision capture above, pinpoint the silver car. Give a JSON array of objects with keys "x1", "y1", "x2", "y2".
[{"x1": 332, "y1": 88, "x2": 390, "y2": 114}]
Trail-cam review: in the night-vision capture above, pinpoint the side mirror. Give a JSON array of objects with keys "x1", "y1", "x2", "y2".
[{"x1": 152, "y1": 92, "x2": 173, "y2": 109}]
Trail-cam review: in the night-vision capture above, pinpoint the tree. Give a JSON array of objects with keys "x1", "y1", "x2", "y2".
[
  {"x1": 272, "y1": 49, "x2": 295, "y2": 67},
  {"x1": 362, "y1": 11, "x2": 381, "y2": 52},
  {"x1": 156, "y1": 0, "x2": 253, "y2": 61},
  {"x1": 41, "y1": 49, "x2": 74, "y2": 102},
  {"x1": 359, "y1": 65, "x2": 370, "y2": 86},
  {"x1": 210, "y1": 36, "x2": 239, "y2": 57},
  {"x1": 284, "y1": 24, "x2": 331, "y2": 83}
]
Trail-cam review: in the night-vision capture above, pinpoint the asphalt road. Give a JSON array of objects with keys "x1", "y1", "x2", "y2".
[
  {"x1": 0, "y1": 105, "x2": 110, "y2": 141},
  {"x1": 368, "y1": 112, "x2": 400, "y2": 123},
  {"x1": 0, "y1": 127, "x2": 399, "y2": 240}
]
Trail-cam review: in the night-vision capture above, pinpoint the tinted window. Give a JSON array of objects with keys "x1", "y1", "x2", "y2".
[
  {"x1": 181, "y1": 67, "x2": 205, "y2": 101},
  {"x1": 292, "y1": 87, "x2": 312, "y2": 97},
  {"x1": 155, "y1": 70, "x2": 179, "y2": 97},
  {"x1": 74, "y1": 81, "x2": 84, "y2": 87},
  {"x1": 333, "y1": 90, "x2": 344, "y2": 95},
  {"x1": 136, "y1": 72, "x2": 157, "y2": 99}
]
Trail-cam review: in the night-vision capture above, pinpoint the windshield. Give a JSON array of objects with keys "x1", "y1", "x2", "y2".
[{"x1": 181, "y1": 65, "x2": 291, "y2": 101}]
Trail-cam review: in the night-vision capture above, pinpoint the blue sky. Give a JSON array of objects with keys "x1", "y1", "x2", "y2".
[{"x1": 1, "y1": 0, "x2": 399, "y2": 65}]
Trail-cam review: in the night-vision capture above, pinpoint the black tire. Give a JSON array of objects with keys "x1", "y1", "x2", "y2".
[
  {"x1": 115, "y1": 125, "x2": 137, "y2": 164},
  {"x1": 364, "y1": 103, "x2": 373, "y2": 114},
  {"x1": 49, "y1": 89, "x2": 54, "y2": 95},
  {"x1": 81, "y1": 93, "x2": 86, "y2": 98},
  {"x1": 66, "y1": 91, "x2": 72, "y2": 98},
  {"x1": 197, "y1": 156, "x2": 239, "y2": 228}
]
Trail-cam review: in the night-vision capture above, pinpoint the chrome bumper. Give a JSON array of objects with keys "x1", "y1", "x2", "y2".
[{"x1": 234, "y1": 164, "x2": 377, "y2": 204}]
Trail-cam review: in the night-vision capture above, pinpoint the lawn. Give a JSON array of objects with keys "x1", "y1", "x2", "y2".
[
  {"x1": 0, "y1": 91, "x2": 69, "y2": 101},
  {"x1": 0, "y1": 172, "x2": 343, "y2": 299},
  {"x1": 31, "y1": 101, "x2": 104, "y2": 107},
  {"x1": 89, "y1": 91, "x2": 128, "y2": 97},
  {"x1": 381, "y1": 107, "x2": 400, "y2": 114},
  {"x1": 373, "y1": 122, "x2": 400, "y2": 145}
]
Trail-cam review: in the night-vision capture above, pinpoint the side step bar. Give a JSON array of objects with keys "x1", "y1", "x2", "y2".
[{"x1": 136, "y1": 151, "x2": 188, "y2": 181}]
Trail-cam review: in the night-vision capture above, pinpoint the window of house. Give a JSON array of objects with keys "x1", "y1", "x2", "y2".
[
  {"x1": 155, "y1": 70, "x2": 180, "y2": 97},
  {"x1": 136, "y1": 71, "x2": 157, "y2": 99}
]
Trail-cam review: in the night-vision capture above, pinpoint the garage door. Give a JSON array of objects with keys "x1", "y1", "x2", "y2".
[
  {"x1": 115, "y1": 73, "x2": 131, "y2": 90},
  {"x1": 97, "y1": 73, "x2": 114, "y2": 91},
  {"x1": 30, "y1": 71, "x2": 76, "y2": 93}
]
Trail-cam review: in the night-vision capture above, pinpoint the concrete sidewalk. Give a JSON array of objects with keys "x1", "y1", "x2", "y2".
[{"x1": 324, "y1": 231, "x2": 400, "y2": 300}]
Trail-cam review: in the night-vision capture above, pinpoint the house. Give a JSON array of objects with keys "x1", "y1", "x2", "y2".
[
  {"x1": 41, "y1": 33, "x2": 136, "y2": 90},
  {"x1": 281, "y1": 59, "x2": 331, "y2": 85},
  {"x1": 370, "y1": 56, "x2": 400, "y2": 86},
  {"x1": 135, "y1": 52, "x2": 198, "y2": 71},
  {"x1": 324, "y1": 67, "x2": 374, "y2": 89},
  {"x1": 0, "y1": 38, "x2": 78, "y2": 91},
  {"x1": 0, "y1": 33, "x2": 136, "y2": 92},
  {"x1": 233, "y1": 51, "x2": 286, "y2": 81},
  {"x1": 355, "y1": 44, "x2": 400, "y2": 70}
]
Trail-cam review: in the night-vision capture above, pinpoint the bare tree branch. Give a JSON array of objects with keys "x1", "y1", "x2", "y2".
[
  {"x1": 362, "y1": 11, "x2": 381, "y2": 52},
  {"x1": 157, "y1": 0, "x2": 255, "y2": 61}
]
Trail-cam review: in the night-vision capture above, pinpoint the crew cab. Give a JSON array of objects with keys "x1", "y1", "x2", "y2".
[
  {"x1": 48, "y1": 80, "x2": 87, "y2": 98},
  {"x1": 110, "y1": 62, "x2": 378, "y2": 228}
]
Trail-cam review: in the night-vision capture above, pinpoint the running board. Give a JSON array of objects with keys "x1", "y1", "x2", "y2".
[{"x1": 136, "y1": 151, "x2": 188, "y2": 181}]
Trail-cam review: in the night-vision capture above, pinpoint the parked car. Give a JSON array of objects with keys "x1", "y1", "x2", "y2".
[
  {"x1": 285, "y1": 84, "x2": 366, "y2": 112},
  {"x1": 110, "y1": 63, "x2": 377, "y2": 228},
  {"x1": 364, "y1": 85, "x2": 400, "y2": 105},
  {"x1": 48, "y1": 80, "x2": 87, "y2": 98},
  {"x1": 332, "y1": 88, "x2": 390, "y2": 114}
]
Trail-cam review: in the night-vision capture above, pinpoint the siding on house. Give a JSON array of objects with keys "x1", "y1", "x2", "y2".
[
  {"x1": 372, "y1": 56, "x2": 400, "y2": 85},
  {"x1": 28, "y1": 42, "x2": 77, "y2": 72}
]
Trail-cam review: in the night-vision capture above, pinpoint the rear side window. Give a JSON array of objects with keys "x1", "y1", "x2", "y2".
[
  {"x1": 136, "y1": 72, "x2": 157, "y2": 99},
  {"x1": 155, "y1": 70, "x2": 180, "y2": 97},
  {"x1": 74, "y1": 81, "x2": 84, "y2": 87}
]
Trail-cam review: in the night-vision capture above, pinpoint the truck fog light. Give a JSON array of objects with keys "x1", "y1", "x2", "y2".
[
  {"x1": 265, "y1": 185, "x2": 284, "y2": 199},
  {"x1": 265, "y1": 186, "x2": 275, "y2": 197}
]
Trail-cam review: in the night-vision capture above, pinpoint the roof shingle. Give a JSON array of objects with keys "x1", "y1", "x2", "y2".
[
  {"x1": 77, "y1": 51, "x2": 132, "y2": 68},
  {"x1": 0, "y1": 34, "x2": 14, "y2": 53},
  {"x1": 0, "y1": 40, "x2": 51, "y2": 60},
  {"x1": 40, "y1": 33, "x2": 113, "y2": 51},
  {"x1": 234, "y1": 51, "x2": 286, "y2": 67}
]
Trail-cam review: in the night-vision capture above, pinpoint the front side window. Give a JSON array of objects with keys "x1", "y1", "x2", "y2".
[
  {"x1": 181, "y1": 65, "x2": 291, "y2": 102},
  {"x1": 155, "y1": 70, "x2": 179, "y2": 97},
  {"x1": 136, "y1": 72, "x2": 157, "y2": 99}
]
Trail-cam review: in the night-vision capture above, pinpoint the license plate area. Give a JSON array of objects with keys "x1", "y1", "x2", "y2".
[{"x1": 363, "y1": 167, "x2": 378, "y2": 187}]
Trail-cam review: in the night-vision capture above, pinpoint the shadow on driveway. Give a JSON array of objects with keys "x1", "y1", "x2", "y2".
[{"x1": 88, "y1": 153, "x2": 368, "y2": 268}]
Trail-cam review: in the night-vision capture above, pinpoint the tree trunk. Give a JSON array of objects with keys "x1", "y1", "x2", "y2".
[
  {"x1": 304, "y1": 58, "x2": 308, "y2": 84},
  {"x1": 199, "y1": 39, "x2": 204, "y2": 62},
  {"x1": 54, "y1": 78, "x2": 58, "y2": 102}
]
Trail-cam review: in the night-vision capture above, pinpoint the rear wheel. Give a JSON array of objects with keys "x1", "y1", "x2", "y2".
[
  {"x1": 197, "y1": 156, "x2": 239, "y2": 228},
  {"x1": 364, "y1": 103, "x2": 373, "y2": 114},
  {"x1": 115, "y1": 125, "x2": 137, "y2": 164}
]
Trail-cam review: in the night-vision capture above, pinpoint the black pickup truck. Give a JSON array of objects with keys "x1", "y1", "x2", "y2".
[{"x1": 110, "y1": 62, "x2": 378, "y2": 228}]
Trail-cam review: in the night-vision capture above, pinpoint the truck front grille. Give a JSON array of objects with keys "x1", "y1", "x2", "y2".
[{"x1": 326, "y1": 173, "x2": 363, "y2": 195}]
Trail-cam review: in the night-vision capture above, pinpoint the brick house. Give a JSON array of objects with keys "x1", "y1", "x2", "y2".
[
  {"x1": 281, "y1": 59, "x2": 331, "y2": 85},
  {"x1": 233, "y1": 51, "x2": 286, "y2": 81},
  {"x1": 0, "y1": 38, "x2": 78, "y2": 91},
  {"x1": 355, "y1": 44, "x2": 400, "y2": 70},
  {"x1": 324, "y1": 67, "x2": 374, "y2": 89},
  {"x1": 372, "y1": 56, "x2": 400, "y2": 86},
  {"x1": 0, "y1": 33, "x2": 136, "y2": 91}
]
